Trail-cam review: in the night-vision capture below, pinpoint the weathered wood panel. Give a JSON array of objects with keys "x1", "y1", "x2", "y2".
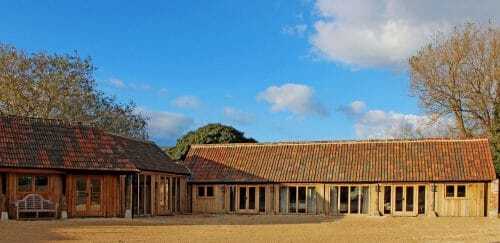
[
  {"x1": 6, "y1": 173, "x2": 63, "y2": 218},
  {"x1": 66, "y1": 175, "x2": 121, "y2": 218},
  {"x1": 434, "y1": 183, "x2": 485, "y2": 217}
]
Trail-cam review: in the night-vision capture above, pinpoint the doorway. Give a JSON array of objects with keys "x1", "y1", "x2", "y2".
[
  {"x1": 74, "y1": 176, "x2": 103, "y2": 217},
  {"x1": 238, "y1": 186, "x2": 257, "y2": 213},
  {"x1": 393, "y1": 185, "x2": 416, "y2": 216}
]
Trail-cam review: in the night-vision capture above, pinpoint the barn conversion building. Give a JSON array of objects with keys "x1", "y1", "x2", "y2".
[
  {"x1": 0, "y1": 116, "x2": 189, "y2": 220},
  {"x1": 184, "y1": 140, "x2": 499, "y2": 217},
  {"x1": 0, "y1": 115, "x2": 498, "y2": 219}
]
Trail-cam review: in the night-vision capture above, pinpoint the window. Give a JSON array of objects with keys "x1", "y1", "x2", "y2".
[
  {"x1": 198, "y1": 186, "x2": 214, "y2": 198},
  {"x1": 457, "y1": 185, "x2": 466, "y2": 198},
  {"x1": 197, "y1": 186, "x2": 206, "y2": 197},
  {"x1": 446, "y1": 185, "x2": 467, "y2": 198},
  {"x1": 259, "y1": 187, "x2": 266, "y2": 212},
  {"x1": 17, "y1": 176, "x2": 32, "y2": 192},
  {"x1": 206, "y1": 186, "x2": 214, "y2": 197},
  {"x1": 35, "y1": 176, "x2": 48, "y2": 192},
  {"x1": 445, "y1": 185, "x2": 455, "y2": 197}
]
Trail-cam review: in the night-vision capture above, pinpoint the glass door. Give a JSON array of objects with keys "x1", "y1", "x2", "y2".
[
  {"x1": 74, "y1": 176, "x2": 103, "y2": 217},
  {"x1": 393, "y1": 185, "x2": 417, "y2": 216},
  {"x1": 237, "y1": 186, "x2": 257, "y2": 213}
]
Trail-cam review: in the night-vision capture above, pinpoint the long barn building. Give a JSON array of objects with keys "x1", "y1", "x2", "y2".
[
  {"x1": 184, "y1": 140, "x2": 499, "y2": 217},
  {"x1": 0, "y1": 115, "x2": 498, "y2": 219}
]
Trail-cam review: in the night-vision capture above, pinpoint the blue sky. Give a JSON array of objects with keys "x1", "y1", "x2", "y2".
[{"x1": 2, "y1": 0, "x2": 499, "y2": 145}]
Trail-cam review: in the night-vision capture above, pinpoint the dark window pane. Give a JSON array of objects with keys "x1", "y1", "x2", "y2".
[
  {"x1": 395, "y1": 186, "x2": 403, "y2": 211},
  {"x1": 288, "y1": 187, "x2": 297, "y2": 213},
  {"x1": 248, "y1": 187, "x2": 256, "y2": 210},
  {"x1": 35, "y1": 176, "x2": 48, "y2": 192},
  {"x1": 446, "y1": 185, "x2": 455, "y2": 197},
  {"x1": 259, "y1": 187, "x2": 266, "y2": 212},
  {"x1": 350, "y1": 187, "x2": 359, "y2": 214},
  {"x1": 298, "y1": 187, "x2": 306, "y2": 213},
  {"x1": 229, "y1": 187, "x2": 236, "y2": 212},
  {"x1": 406, "y1": 186, "x2": 414, "y2": 212},
  {"x1": 418, "y1": 186, "x2": 425, "y2": 214},
  {"x1": 457, "y1": 185, "x2": 466, "y2": 197},
  {"x1": 384, "y1": 186, "x2": 391, "y2": 214},
  {"x1": 239, "y1": 187, "x2": 247, "y2": 209},
  {"x1": 206, "y1": 186, "x2": 214, "y2": 197},
  {"x1": 17, "y1": 176, "x2": 32, "y2": 192},
  {"x1": 339, "y1": 186, "x2": 349, "y2": 214},
  {"x1": 198, "y1": 186, "x2": 205, "y2": 197}
]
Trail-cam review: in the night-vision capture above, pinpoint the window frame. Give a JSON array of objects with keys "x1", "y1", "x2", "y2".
[
  {"x1": 17, "y1": 175, "x2": 49, "y2": 193},
  {"x1": 197, "y1": 185, "x2": 215, "y2": 198},
  {"x1": 445, "y1": 184, "x2": 467, "y2": 199}
]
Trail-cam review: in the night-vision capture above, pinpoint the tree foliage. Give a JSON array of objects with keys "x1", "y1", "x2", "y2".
[
  {"x1": 167, "y1": 123, "x2": 257, "y2": 160},
  {"x1": 409, "y1": 23, "x2": 500, "y2": 174},
  {"x1": 0, "y1": 44, "x2": 148, "y2": 139}
]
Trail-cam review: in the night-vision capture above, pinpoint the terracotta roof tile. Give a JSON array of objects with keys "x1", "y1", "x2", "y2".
[
  {"x1": 184, "y1": 139, "x2": 496, "y2": 183},
  {"x1": 0, "y1": 116, "x2": 189, "y2": 174}
]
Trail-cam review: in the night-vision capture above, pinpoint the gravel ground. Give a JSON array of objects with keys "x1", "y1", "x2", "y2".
[{"x1": 0, "y1": 215, "x2": 499, "y2": 243}]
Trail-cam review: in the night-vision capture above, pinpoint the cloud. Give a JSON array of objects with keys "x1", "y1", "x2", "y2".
[
  {"x1": 310, "y1": 0, "x2": 500, "y2": 68},
  {"x1": 257, "y1": 83, "x2": 328, "y2": 117},
  {"x1": 354, "y1": 109, "x2": 453, "y2": 139},
  {"x1": 282, "y1": 24, "x2": 308, "y2": 37},
  {"x1": 108, "y1": 78, "x2": 126, "y2": 89},
  {"x1": 142, "y1": 110, "x2": 194, "y2": 145},
  {"x1": 172, "y1": 96, "x2": 202, "y2": 109},
  {"x1": 107, "y1": 78, "x2": 152, "y2": 91},
  {"x1": 338, "y1": 100, "x2": 366, "y2": 117},
  {"x1": 223, "y1": 107, "x2": 255, "y2": 125}
]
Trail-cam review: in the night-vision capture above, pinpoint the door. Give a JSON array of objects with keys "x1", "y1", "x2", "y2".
[
  {"x1": 393, "y1": 185, "x2": 416, "y2": 216},
  {"x1": 74, "y1": 176, "x2": 103, "y2": 217},
  {"x1": 237, "y1": 186, "x2": 257, "y2": 213}
]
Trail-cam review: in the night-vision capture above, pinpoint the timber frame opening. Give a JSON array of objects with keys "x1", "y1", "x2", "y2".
[{"x1": 132, "y1": 173, "x2": 184, "y2": 217}]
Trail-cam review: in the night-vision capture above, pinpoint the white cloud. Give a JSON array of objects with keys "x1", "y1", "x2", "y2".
[
  {"x1": 257, "y1": 83, "x2": 328, "y2": 117},
  {"x1": 108, "y1": 78, "x2": 126, "y2": 89},
  {"x1": 355, "y1": 109, "x2": 453, "y2": 139},
  {"x1": 107, "y1": 78, "x2": 152, "y2": 91},
  {"x1": 223, "y1": 107, "x2": 255, "y2": 125},
  {"x1": 311, "y1": 0, "x2": 500, "y2": 68},
  {"x1": 282, "y1": 24, "x2": 308, "y2": 37},
  {"x1": 338, "y1": 100, "x2": 366, "y2": 117},
  {"x1": 172, "y1": 96, "x2": 201, "y2": 109},
  {"x1": 142, "y1": 110, "x2": 194, "y2": 145}
]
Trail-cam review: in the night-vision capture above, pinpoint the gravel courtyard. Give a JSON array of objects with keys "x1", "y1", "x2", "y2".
[{"x1": 0, "y1": 215, "x2": 499, "y2": 243}]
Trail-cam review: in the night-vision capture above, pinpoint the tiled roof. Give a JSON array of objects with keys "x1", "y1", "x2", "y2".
[
  {"x1": 0, "y1": 116, "x2": 189, "y2": 174},
  {"x1": 184, "y1": 139, "x2": 496, "y2": 183}
]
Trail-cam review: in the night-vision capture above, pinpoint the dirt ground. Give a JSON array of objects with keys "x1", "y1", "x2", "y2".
[{"x1": 0, "y1": 215, "x2": 499, "y2": 243}]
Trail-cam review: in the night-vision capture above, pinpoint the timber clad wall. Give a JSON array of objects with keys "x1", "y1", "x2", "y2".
[
  {"x1": 190, "y1": 182, "x2": 492, "y2": 217},
  {"x1": 0, "y1": 116, "x2": 190, "y2": 220},
  {"x1": 185, "y1": 139, "x2": 499, "y2": 217}
]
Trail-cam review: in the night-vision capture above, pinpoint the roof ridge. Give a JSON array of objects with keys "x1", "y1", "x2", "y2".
[
  {"x1": 0, "y1": 114, "x2": 95, "y2": 129},
  {"x1": 189, "y1": 137, "x2": 490, "y2": 148}
]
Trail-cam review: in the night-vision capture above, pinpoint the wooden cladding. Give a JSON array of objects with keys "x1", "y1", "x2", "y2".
[
  {"x1": 132, "y1": 173, "x2": 187, "y2": 217},
  {"x1": 66, "y1": 175, "x2": 122, "y2": 218},
  {"x1": 191, "y1": 182, "x2": 494, "y2": 217}
]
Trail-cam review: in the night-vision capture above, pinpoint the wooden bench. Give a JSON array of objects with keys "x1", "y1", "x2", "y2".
[{"x1": 15, "y1": 194, "x2": 57, "y2": 219}]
